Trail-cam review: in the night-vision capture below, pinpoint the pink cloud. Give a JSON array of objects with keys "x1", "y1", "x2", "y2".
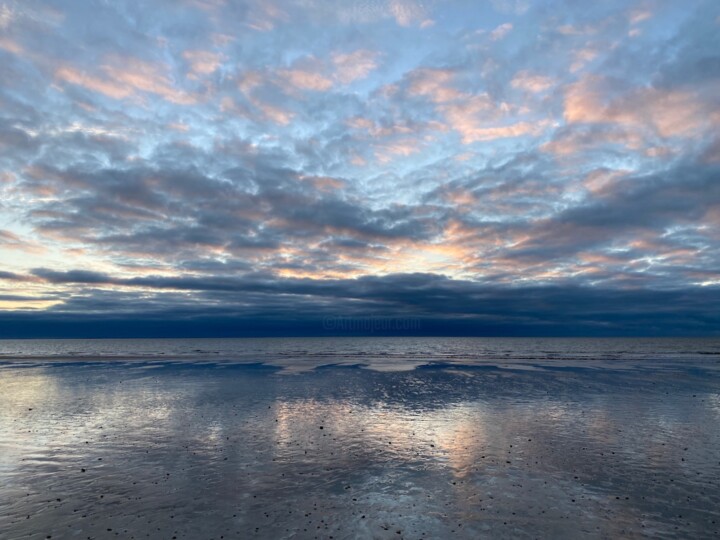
[
  {"x1": 569, "y1": 48, "x2": 599, "y2": 73},
  {"x1": 183, "y1": 50, "x2": 223, "y2": 79},
  {"x1": 0, "y1": 229, "x2": 46, "y2": 254},
  {"x1": 56, "y1": 66, "x2": 134, "y2": 100},
  {"x1": 297, "y1": 175, "x2": 346, "y2": 192},
  {"x1": 453, "y1": 121, "x2": 548, "y2": 144},
  {"x1": 564, "y1": 74, "x2": 715, "y2": 139},
  {"x1": 407, "y1": 68, "x2": 463, "y2": 103},
  {"x1": 56, "y1": 57, "x2": 197, "y2": 105},
  {"x1": 541, "y1": 127, "x2": 646, "y2": 156},
  {"x1": 405, "y1": 67, "x2": 549, "y2": 144},
  {"x1": 375, "y1": 138, "x2": 423, "y2": 163},
  {"x1": 235, "y1": 70, "x2": 294, "y2": 125},
  {"x1": 511, "y1": 71, "x2": 555, "y2": 93},
  {"x1": 245, "y1": 2, "x2": 289, "y2": 31},
  {"x1": 0, "y1": 36, "x2": 22, "y2": 54},
  {"x1": 279, "y1": 68, "x2": 333, "y2": 91},
  {"x1": 331, "y1": 50, "x2": 379, "y2": 84}
]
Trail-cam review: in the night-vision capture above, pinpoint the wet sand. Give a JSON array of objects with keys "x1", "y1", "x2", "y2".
[{"x1": 1, "y1": 358, "x2": 720, "y2": 539}]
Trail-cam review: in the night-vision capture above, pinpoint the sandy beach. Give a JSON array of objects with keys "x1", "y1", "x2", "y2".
[{"x1": 1, "y1": 338, "x2": 719, "y2": 539}]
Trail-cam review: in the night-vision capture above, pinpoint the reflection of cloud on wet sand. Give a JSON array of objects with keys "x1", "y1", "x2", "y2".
[{"x1": 1, "y1": 363, "x2": 719, "y2": 538}]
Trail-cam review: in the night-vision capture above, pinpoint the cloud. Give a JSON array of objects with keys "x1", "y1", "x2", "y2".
[
  {"x1": 491, "y1": 0, "x2": 530, "y2": 15},
  {"x1": 245, "y1": 2, "x2": 289, "y2": 31},
  {"x1": 55, "y1": 66, "x2": 135, "y2": 100},
  {"x1": 279, "y1": 67, "x2": 333, "y2": 91},
  {"x1": 0, "y1": 229, "x2": 45, "y2": 253},
  {"x1": 388, "y1": 0, "x2": 429, "y2": 27},
  {"x1": 2, "y1": 270, "x2": 718, "y2": 336},
  {"x1": 505, "y1": 162, "x2": 720, "y2": 264},
  {"x1": 564, "y1": 75, "x2": 715, "y2": 139},
  {"x1": 0, "y1": 270, "x2": 28, "y2": 281},
  {"x1": 331, "y1": 50, "x2": 379, "y2": 84},
  {"x1": 511, "y1": 71, "x2": 555, "y2": 93},
  {"x1": 275, "y1": 49, "x2": 380, "y2": 92},
  {"x1": 56, "y1": 57, "x2": 197, "y2": 104},
  {"x1": 490, "y1": 23, "x2": 513, "y2": 41},
  {"x1": 183, "y1": 50, "x2": 223, "y2": 78},
  {"x1": 407, "y1": 68, "x2": 462, "y2": 103},
  {"x1": 0, "y1": 36, "x2": 22, "y2": 54},
  {"x1": 451, "y1": 119, "x2": 549, "y2": 144},
  {"x1": 629, "y1": 9, "x2": 652, "y2": 25},
  {"x1": 1, "y1": 0, "x2": 719, "y2": 335}
]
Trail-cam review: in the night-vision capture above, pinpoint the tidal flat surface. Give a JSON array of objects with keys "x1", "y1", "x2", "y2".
[{"x1": 1, "y1": 338, "x2": 720, "y2": 539}]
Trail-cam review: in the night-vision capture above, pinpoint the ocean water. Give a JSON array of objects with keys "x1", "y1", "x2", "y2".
[{"x1": 1, "y1": 338, "x2": 720, "y2": 539}]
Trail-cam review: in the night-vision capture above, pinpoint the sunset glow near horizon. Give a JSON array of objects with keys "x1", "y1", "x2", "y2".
[{"x1": 1, "y1": 0, "x2": 719, "y2": 336}]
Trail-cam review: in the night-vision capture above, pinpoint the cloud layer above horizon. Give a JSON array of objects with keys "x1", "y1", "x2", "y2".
[{"x1": 1, "y1": 0, "x2": 719, "y2": 336}]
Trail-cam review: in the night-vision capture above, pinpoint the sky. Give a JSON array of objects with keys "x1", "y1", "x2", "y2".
[{"x1": 0, "y1": 0, "x2": 719, "y2": 337}]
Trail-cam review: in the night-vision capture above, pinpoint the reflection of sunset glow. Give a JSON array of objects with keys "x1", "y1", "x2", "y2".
[
  {"x1": 0, "y1": 370, "x2": 61, "y2": 476},
  {"x1": 430, "y1": 403, "x2": 489, "y2": 477},
  {"x1": 0, "y1": 369, "x2": 60, "y2": 411},
  {"x1": 2, "y1": 360, "x2": 720, "y2": 538},
  {"x1": 707, "y1": 394, "x2": 720, "y2": 418},
  {"x1": 272, "y1": 396, "x2": 489, "y2": 477}
]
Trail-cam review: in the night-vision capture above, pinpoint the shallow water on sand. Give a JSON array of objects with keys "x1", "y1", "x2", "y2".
[{"x1": 1, "y1": 339, "x2": 720, "y2": 539}]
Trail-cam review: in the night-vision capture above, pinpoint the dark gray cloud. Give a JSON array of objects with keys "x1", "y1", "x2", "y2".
[{"x1": 2, "y1": 270, "x2": 719, "y2": 337}]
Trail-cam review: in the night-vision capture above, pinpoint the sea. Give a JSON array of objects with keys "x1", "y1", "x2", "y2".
[{"x1": 1, "y1": 337, "x2": 719, "y2": 539}]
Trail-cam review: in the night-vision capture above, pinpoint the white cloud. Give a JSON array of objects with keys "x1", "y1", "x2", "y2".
[{"x1": 490, "y1": 22, "x2": 513, "y2": 41}]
